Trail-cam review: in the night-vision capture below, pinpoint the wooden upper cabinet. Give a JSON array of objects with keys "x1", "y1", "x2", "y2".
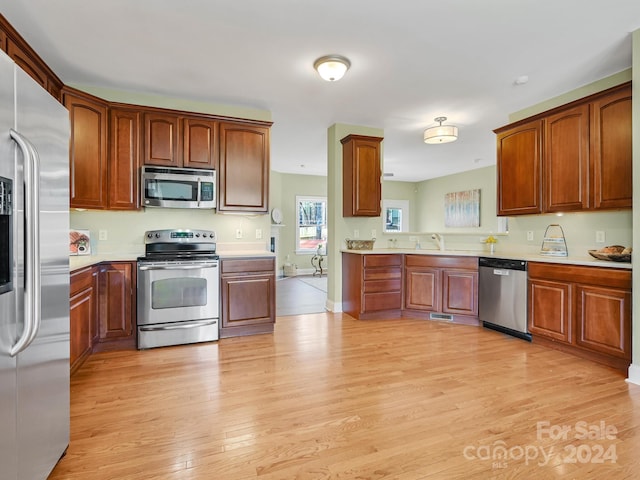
[
  {"x1": 109, "y1": 108, "x2": 140, "y2": 210},
  {"x1": 544, "y1": 104, "x2": 589, "y2": 212},
  {"x1": 495, "y1": 82, "x2": 631, "y2": 216},
  {"x1": 144, "y1": 112, "x2": 180, "y2": 167},
  {"x1": 218, "y1": 122, "x2": 270, "y2": 212},
  {"x1": 341, "y1": 134, "x2": 383, "y2": 217},
  {"x1": 590, "y1": 84, "x2": 632, "y2": 210},
  {"x1": 496, "y1": 120, "x2": 542, "y2": 216},
  {"x1": 6, "y1": 38, "x2": 47, "y2": 89},
  {"x1": 0, "y1": 16, "x2": 63, "y2": 102},
  {"x1": 64, "y1": 88, "x2": 108, "y2": 209},
  {"x1": 182, "y1": 117, "x2": 217, "y2": 169}
]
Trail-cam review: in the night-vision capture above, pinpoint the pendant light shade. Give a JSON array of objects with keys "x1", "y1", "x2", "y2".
[
  {"x1": 314, "y1": 55, "x2": 351, "y2": 82},
  {"x1": 424, "y1": 117, "x2": 458, "y2": 144}
]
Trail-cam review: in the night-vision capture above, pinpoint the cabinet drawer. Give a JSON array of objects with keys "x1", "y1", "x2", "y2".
[
  {"x1": 221, "y1": 257, "x2": 275, "y2": 274},
  {"x1": 363, "y1": 266, "x2": 401, "y2": 281},
  {"x1": 70, "y1": 267, "x2": 94, "y2": 295},
  {"x1": 363, "y1": 254, "x2": 402, "y2": 268},
  {"x1": 363, "y1": 279, "x2": 401, "y2": 293},
  {"x1": 405, "y1": 255, "x2": 477, "y2": 270},
  {"x1": 363, "y1": 292, "x2": 402, "y2": 312}
]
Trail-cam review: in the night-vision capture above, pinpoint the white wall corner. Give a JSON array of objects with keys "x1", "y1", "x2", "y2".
[{"x1": 625, "y1": 363, "x2": 640, "y2": 386}]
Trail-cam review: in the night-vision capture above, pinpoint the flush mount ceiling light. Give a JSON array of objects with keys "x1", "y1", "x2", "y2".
[
  {"x1": 314, "y1": 55, "x2": 351, "y2": 81},
  {"x1": 423, "y1": 116, "x2": 458, "y2": 144}
]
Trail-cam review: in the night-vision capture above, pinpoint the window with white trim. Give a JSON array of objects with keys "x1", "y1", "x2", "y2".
[{"x1": 296, "y1": 196, "x2": 327, "y2": 254}]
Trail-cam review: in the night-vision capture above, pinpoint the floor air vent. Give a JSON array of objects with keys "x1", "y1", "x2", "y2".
[{"x1": 429, "y1": 313, "x2": 453, "y2": 321}]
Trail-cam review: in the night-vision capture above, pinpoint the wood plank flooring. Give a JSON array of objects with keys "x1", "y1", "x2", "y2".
[{"x1": 49, "y1": 314, "x2": 640, "y2": 479}]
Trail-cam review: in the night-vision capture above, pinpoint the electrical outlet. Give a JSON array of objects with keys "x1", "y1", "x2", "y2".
[
  {"x1": 353, "y1": 229, "x2": 360, "y2": 239},
  {"x1": 527, "y1": 231, "x2": 534, "y2": 241},
  {"x1": 99, "y1": 229, "x2": 107, "y2": 241},
  {"x1": 255, "y1": 228, "x2": 262, "y2": 239},
  {"x1": 235, "y1": 229, "x2": 243, "y2": 239},
  {"x1": 596, "y1": 231, "x2": 605, "y2": 243},
  {"x1": 371, "y1": 229, "x2": 376, "y2": 238}
]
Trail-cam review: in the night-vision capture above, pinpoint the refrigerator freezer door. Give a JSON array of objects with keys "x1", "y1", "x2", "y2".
[
  {"x1": 0, "y1": 48, "x2": 18, "y2": 480},
  {"x1": 14, "y1": 66, "x2": 70, "y2": 479}
]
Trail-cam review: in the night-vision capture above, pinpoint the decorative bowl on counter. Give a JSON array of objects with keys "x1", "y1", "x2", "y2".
[
  {"x1": 588, "y1": 245, "x2": 632, "y2": 263},
  {"x1": 345, "y1": 238, "x2": 376, "y2": 250}
]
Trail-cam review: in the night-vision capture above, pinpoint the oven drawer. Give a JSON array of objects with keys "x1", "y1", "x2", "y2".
[{"x1": 137, "y1": 319, "x2": 219, "y2": 349}]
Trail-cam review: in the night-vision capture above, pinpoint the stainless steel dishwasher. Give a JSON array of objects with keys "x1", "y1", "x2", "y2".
[{"x1": 478, "y1": 257, "x2": 531, "y2": 341}]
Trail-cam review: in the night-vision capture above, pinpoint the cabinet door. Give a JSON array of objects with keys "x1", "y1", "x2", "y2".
[
  {"x1": 528, "y1": 278, "x2": 571, "y2": 343},
  {"x1": 442, "y1": 269, "x2": 478, "y2": 316},
  {"x1": 183, "y1": 117, "x2": 217, "y2": 169},
  {"x1": 591, "y1": 85, "x2": 632, "y2": 209},
  {"x1": 144, "y1": 112, "x2": 180, "y2": 167},
  {"x1": 109, "y1": 108, "x2": 140, "y2": 210},
  {"x1": 221, "y1": 274, "x2": 275, "y2": 327},
  {"x1": 70, "y1": 287, "x2": 93, "y2": 374},
  {"x1": 7, "y1": 38, "x2": 48, "y2": 89},
  {"x1": 544, "y1": 104, "x2": 589, "y2": 212},
  {"x1": 65, "y1": 89, "x2": 108, "y2": 209},
  {"x1": 341, "y1": 135, "x2": 382, "y2": 217},
  {"x1": 496, "y1": 120, "x2": 542, "y2": 215},
  {"x1": 218, "y1": 122, "x2": 270, "y2": 212},
  {"x1": 98, "y1": 262, "x2": 134, "y2": 340},
  {"x1": 405, "y1": 268, "x2": 441, "y2": 311},
  {"x1": 575, "y1": 284, "x2": 631, "y2": 359}
]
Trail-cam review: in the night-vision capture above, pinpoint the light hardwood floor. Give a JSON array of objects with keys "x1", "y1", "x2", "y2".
[{"x1": 50, "y1": 314, "x2": 640, "y2": 479}]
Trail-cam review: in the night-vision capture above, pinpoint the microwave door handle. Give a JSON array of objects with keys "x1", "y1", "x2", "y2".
[
  {"x1": 9, "y1": 129, "x2": 41, "y2": 357},
  {"x1": 197, "y1": 178, "x2": 201, "y2": 207}
]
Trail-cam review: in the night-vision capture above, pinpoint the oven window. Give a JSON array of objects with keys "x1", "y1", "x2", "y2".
[{"x1": 151, "y1": 277, "x2": 207, "y2": 309}]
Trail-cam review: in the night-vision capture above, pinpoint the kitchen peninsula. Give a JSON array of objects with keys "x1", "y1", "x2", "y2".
[{"x1": 343, "y1": 247, "x2": 631, "y2": 371}]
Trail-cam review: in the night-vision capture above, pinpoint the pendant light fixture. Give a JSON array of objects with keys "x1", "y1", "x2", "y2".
[
  {"x1": 423, "y1": 117, "x2": 458, "y2": 144},
  {"x1": 314, "y1": 55, "x2": 351, "y2": 82}
]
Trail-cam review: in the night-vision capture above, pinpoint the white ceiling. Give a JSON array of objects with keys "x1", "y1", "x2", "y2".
[{"x1": 3, "y1": 1, "x2": 639, "y2": 181}]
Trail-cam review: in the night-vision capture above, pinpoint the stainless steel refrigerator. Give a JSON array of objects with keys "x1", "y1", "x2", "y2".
[{"x1": 0, "y1": 49, "x2": 70, "y2": 479}]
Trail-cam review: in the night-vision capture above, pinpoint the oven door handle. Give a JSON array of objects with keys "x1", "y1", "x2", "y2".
[
  {"x1": 139, "y1": 264, "x2": 218, "y2": 271},
  {"x1": 139, "y1": 320, "x2": 218, "y2": 331}
]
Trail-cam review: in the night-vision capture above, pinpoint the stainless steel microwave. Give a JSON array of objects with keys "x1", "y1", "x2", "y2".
[{"x1": 141, "y1": 166, "x2": 216, "y2": 209}]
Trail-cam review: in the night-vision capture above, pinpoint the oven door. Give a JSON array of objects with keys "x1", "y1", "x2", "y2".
[{"x1": 137, "y1": 260, "x2": 219, "y2": 327}]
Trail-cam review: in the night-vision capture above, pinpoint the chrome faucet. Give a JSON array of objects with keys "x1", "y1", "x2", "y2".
[{"x1": 431, "y1": 233, "x2": 445, "y2": 251}]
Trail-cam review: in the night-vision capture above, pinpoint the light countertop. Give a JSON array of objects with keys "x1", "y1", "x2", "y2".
[
  {"x1": 69, "y1": 250, "x2": 275, "y2": 272},
  {"x1": 341, "y1": 248, "x2": 632, "y2": 269}
]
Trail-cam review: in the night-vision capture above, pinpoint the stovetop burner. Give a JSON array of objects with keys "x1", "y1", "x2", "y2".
[{"x1": 139, "y1": 229, "x2": 217, "y2": 262}]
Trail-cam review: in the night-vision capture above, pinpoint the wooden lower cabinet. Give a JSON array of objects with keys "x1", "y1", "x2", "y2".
[
  {"x1": 404, "y1": 255, "x2": 478, "y2": 323},
  {"x1": 70, "y1": 261, "x2": 137, "y2": 374},
  {"x1": 220, "y1": 257, "x2": 275, "y2": 338},
  {"x1": 528, "y1": 262, "x2": 631, "y2": 370},
  {"x1": 97, "y1": 262, "x2": 136, "y2": 346},
  {"x1": 70, "y1": 267, "x2": 97, "y2": 375},
  {"x1": 342, "y1": 253, "x2": 402, "y2": 320}
]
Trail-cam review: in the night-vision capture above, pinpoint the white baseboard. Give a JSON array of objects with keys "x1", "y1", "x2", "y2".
[
  {"x1": 325, "y1": 299, "x2": 341, "y2": 312},
  {"x1": 626, "y1": 363, "x2": 640, "y2": 385}
]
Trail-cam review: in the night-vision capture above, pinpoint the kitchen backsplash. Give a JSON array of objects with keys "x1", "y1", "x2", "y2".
[{"x1": 70, "y1": 208, "x2": 272, "y2": 256}]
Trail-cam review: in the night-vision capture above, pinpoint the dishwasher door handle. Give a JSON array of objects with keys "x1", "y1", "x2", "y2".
[{"x1": 493, "y1": 269, "x2": 511, "y2": 276}]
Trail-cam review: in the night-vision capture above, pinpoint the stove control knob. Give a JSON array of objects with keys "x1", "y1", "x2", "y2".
[
  {"x1": 196, "y1": 233, "x2": 200, "y2": 237},
  {"x1": 155, "y1": 233, "x2": 161, "y2": 238},
  {"x1": 209, "y1": 233, "x2": 214, "y2": 238},
  {"x1": 147, "y1": 233, "x2": 153, "y2": 238}
]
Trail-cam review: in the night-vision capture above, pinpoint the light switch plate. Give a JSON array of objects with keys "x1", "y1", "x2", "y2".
[
  {"x1": 353, "y1": 229, "x2": 360, "y2": 239},
  {"x1": 256, "y1": 229, "x2": 262, "y2": 239},
  {"x1": 596, "y1": 231, "x2": 605, "y2": 243},
  {"x1": 235, "y1": 229, "x2": 243, "y2": 239},
  {"x1": 527, "y1": 231, "x2": 534, "y2": 241},
  {"x1": 99, "y1": 229, "x2": 107, "y2": 241}
]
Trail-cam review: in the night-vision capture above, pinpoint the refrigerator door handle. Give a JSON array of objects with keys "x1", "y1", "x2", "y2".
[{"x1": 9, "y1": 129, "x2": 41, "y2": 357}]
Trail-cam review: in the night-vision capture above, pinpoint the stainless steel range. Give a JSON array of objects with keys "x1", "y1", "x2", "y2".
[{"x1": 137, "y1": 229, "x2": 219, "y2": 349}]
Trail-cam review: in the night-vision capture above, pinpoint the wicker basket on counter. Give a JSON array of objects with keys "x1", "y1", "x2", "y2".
[{"x1": 345, "y1": 238, "x2": 376, "y2": 250}]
